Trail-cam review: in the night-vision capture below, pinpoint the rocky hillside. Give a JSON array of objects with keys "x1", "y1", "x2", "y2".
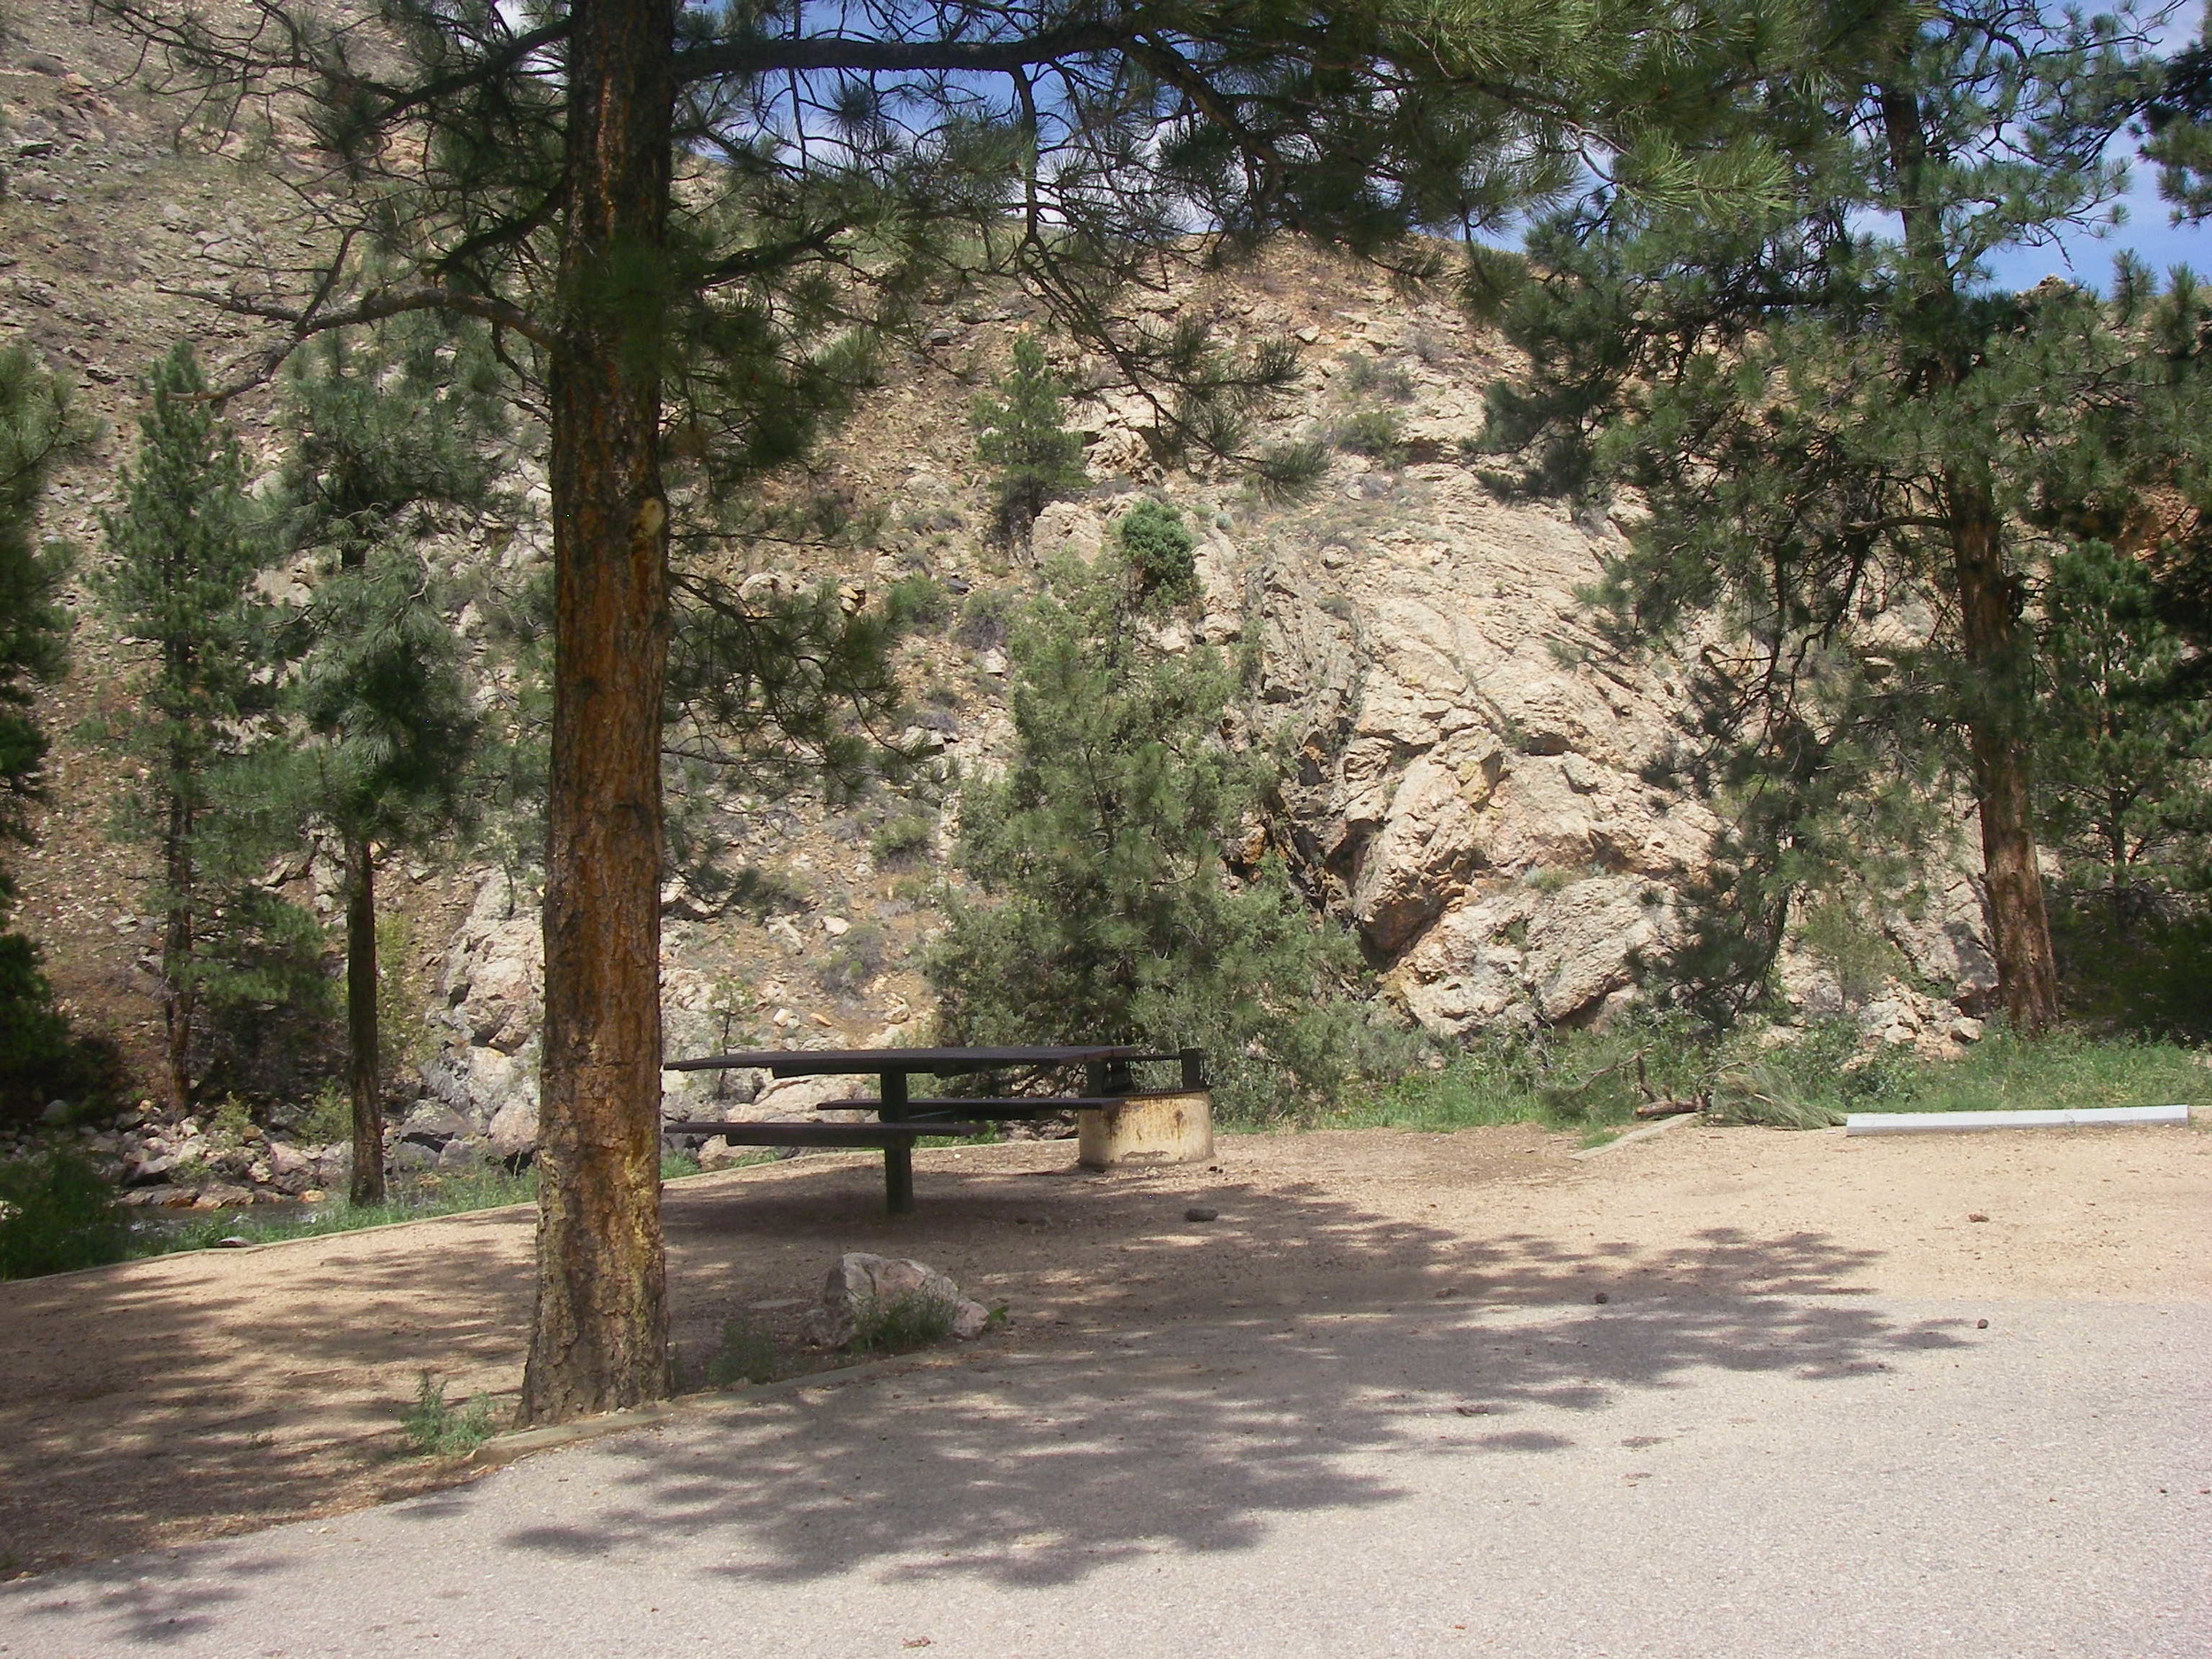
[{"x1": 0, "y1": 1, "x2": 2001, "y2": 1195}]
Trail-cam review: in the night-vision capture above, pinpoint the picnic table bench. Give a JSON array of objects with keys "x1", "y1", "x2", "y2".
[{"x1": 663, "y1": 1043, "x2": 1208, "y2": 1213}]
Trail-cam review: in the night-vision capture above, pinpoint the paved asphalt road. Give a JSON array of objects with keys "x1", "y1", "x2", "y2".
[{"x1": 2, "y1": 1294, "x2": 2204, "y2": 1658}]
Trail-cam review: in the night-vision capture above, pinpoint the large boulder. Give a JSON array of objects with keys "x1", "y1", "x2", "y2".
[{"x1": 443, "y1": 871, "x2": 542, "y2": 1055}]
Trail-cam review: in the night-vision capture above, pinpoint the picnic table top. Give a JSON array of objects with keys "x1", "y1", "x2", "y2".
[{"x1": 663, "y1": 1043, "x2": 1149, "y2": 1077}]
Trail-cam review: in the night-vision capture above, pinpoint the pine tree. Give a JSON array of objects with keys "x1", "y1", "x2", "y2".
[
  {"x1": 260, "y1": 326, "x2": 503, "y2": 1204},
  {"x1": 0, "y1": 347, "x2": 100, "y2": 1123},
  {"x1": 2037, "y1": 541, "x2": 2212, "y2": 930},
  {"x1": 1481, "y1": 0, "x2": 2165, "y2": 1033},
  {"x1": 110, "y1": 0, "x2": 1781, "y2": 1418},
  {"x1": 930, "y1": 505, "x2": 1371, "y2": 1120},
  {"x1": 95, "y1": 343, "x2": 279, "y2": 1110},
  {"x1": 972, "y1": 334, "x2": 1087, "y2": 542}
]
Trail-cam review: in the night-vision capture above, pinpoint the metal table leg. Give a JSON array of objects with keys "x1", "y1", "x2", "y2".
[{"x1": 880, "y1": 1069, "x2": 913, "y2": 1214}]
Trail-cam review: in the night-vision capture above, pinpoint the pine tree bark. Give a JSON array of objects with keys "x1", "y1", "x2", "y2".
[
  {"x1": 344, "y1": 831, "x2": 384, "y2": 1208},
  {"x1": 518, "y1": 0, "x2": 676, "y2": 1425},
  {"x1": 1949, "y1": 486, "x2": 2062, "y2": 1033},
  {"x1": 160, "y1": 752, "x2": 195, "y2": 1113}
]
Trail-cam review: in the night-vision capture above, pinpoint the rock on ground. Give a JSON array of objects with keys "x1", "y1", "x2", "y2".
[{"x1": 801, "y1": 1252, "x2": 992, "y2": 1348}]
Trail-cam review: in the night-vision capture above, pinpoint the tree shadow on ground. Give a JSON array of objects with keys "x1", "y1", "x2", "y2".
[
  {"x1": 471, "y1": 1174, "x2": 1958, "y2": 1593},
  {"x1": 0, "y1": 1138, "x2": 1955, "y2": 1608}
]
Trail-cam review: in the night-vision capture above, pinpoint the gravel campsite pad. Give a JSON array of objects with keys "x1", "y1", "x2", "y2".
[{"x1": 2, "y1": 1120, "x2": 2205, "y2": 1578}]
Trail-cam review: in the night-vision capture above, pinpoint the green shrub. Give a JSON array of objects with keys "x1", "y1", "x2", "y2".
[
  {"x1": 1114, "y1": 500, "x2": 1197, "y2": 599},
  {"x1": 0, "y1": 935, "x2": 115, "y2": 1130},
  {"x1": 955, "y1": 588, "x2": 1019, "y2": 654},
  {"x1": 872, "y1": 812, "x2": 936, "y2": 868},
  {"x1": 295, "y1": 1079, "x2": 351, "y2": 1144},
  {"x1": 1333, "y1": 408, "x2": 1403, "y2": 460},
  {"x1": 0, "y1": 1150, "x2": 129, "y2": 1279},
  {"x1": 885, "y1": 574, "x2": 954, "y2": 633},
  {"x1": 1796, "y1": 900, "x2": 1909, "y2": 1014},
  {"x1": 1253, "y1": 437, "x2": 1328, "y2": 499},
  {"x1": 1339, "y1": 353, "x2": 1417, "y2": 402},
  {"x1": 926, "y1": 555, "x2": 1378, "y2": 1125},
  {"x1": 2053, "y1": 903, "x2": 2212, "y2": 1042},
  {"x1": 398, "y1": 1371, "x2": 497, "y2": 1457},
  {"x1": 817, "y1": 922, "x2": 891, "y2": 996}
]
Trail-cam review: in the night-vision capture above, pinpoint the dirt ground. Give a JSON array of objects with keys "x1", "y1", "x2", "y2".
[{"x1": 3, "y1": 1119, "x2": 2206, "y2": 1578}]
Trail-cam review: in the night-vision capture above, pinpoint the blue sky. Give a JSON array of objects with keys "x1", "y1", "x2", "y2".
[
  {"x1": 1982, "y1": 4, "x2": 2212, "y2": 290},
  {"x1": 1983, "y1": 146, "x2": 2212, "y2": 291}
]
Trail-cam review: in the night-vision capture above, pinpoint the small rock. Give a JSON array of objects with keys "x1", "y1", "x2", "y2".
[
  {"x1": 802, "y1": 1253, "x2": 992, "y2": 1348},
  {"x1": 1951, "y1": 1016, "x2": 1986, "y2": 1043},
  {"x1": 268, "y1": 1141, "x2": 316, "y2": 1181},
  {"x1": 1593, "y1": 1292, "x2": 1609, "y2": 1304},
  {"x1": 399, "y1": 1104, "x2": 469, "y2": 1146},
  {"x1": 1454, "y1": 1404, "x2": 1492, "y2": 1417},
  {"x1": 1976, "y1": 1318, "x2": 1989, "y2": 1329},
  {"x1": 1968, "y1": 1213, "x2": 1989, "y2": 1223},
  {"x1": 696, "y1": 1136, "x2": 753, "y2": 1172},
  {"x1": 213, "y1": 1236, "x2": 251, "y2": 1248},
  {"x1": 1184, "y1": 1205, "x2": 1219, "y2": 1223}
]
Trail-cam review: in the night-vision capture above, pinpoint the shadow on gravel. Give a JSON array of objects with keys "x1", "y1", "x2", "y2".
[
  {"x1": 482, "y1": 1181, "x2": 1966, "y2": 1592},
  {"x1": 0, "y1": 1219, "x2": 537, "y2": 1581},
  {"x1": 0, "y1": 1142, "x2": 1973, "y2": 1638}
]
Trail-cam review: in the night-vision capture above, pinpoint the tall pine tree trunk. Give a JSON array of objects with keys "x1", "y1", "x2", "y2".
[
  {"x1": 518, "y1": 0, "x2": 675, "y2": 1425},
  {"x1": 1948, "y1": 481, "x2": 2062, "y2": 1034},
  {"x1": 160, "y1": 760, "x2": 195, "y2": 1113},
  {"x1": 344, "y1": 831, "x2": 384, "y2": 1208}
]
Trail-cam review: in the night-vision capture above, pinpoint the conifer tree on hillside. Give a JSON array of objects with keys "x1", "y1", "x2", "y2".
[
  {"x1": 930, "y1": 504, "x2": 1374, "y2": 1120},
  {"x1": 257, "y1": 326, "x2": 504, "y2": 1204},
  {"x1": 2036, "y1": 540, "x2": 2212, "y2": 931},
  {"x1": 1482, "y1": 0, "x2": 2175, "y2": 1033},
  {"x1": 972, "y1": 334, "x2": 1087, "y2": 542},
  {"x1": 96, "y1": 343, "x2": 284, "y2": 1111},
  {"x1": 109, "y1": 0, "x2": 1787, "y2": 1418},
  {"x1": 0, "y1": 348, "x2": 101, "y2": 1123}
]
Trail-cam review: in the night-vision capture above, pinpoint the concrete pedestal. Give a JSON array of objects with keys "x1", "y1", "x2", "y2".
[{"x1": 1077, "y1": 1089, "x2": 1214, "y2": 1170}]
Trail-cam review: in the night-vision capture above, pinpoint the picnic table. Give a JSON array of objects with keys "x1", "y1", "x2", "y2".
[{"x1": 663, "y1": 1043, "x2": 1208, "y2": 1213}]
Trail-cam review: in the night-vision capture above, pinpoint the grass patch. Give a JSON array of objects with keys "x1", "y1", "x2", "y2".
[
  {"x1": 129, "y1": 1148, "x2": 706, "y2": 1267},
  {"x1": 1325, "y1": 1018, "x2": 2203, "y2": 1136},
  {"x1": 140, "y1": 1165, "x2": 541, "y2": 1260},
  {"x1": 1844, "y1": 1028, "x2": 2206, "y2": 1116},
  {"x1": 703, "y1": 1316, "x2": 781, "y2": 1387},
  {"x1": 1706, "y1": 1063, "x2": 1847, "y2": 1129},
  {"x1": 848, "y1": 1288, "x2": 959, "y2": 1355},
  {"x1": 1337, "y1": 1014, "x2": 1712, "y2": 1134},
  {"x1": 399, "y1": 1371, "x2": 498, "y2": 1458}
]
